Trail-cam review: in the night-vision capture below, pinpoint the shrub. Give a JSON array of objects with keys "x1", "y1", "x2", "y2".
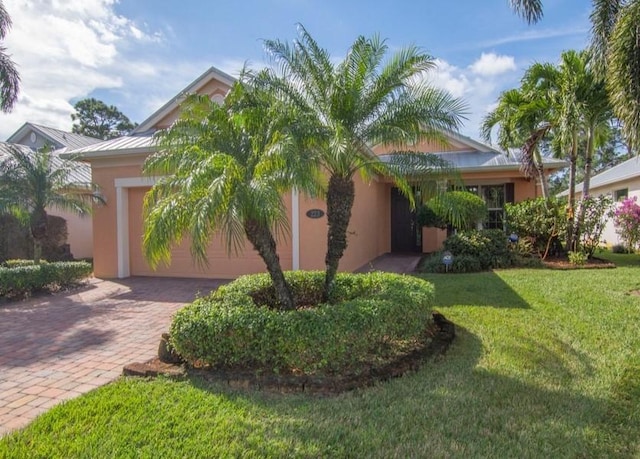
[
  {"x1": 418, "y1": 252, "x2": 482, "y2": 273},
  {"x1": 505, "y1": 197, "x2": 566, "y2": 258},
  {"x1": 613, "y1": 196, "x2": 640, "y2": 252},
  {"x1": 0, "y1": 261, "x2": 92, "y2": 297},
  {"x1": 0, "y1": 214, "x2": 71, "y2": 263},
  {"x1": 170, "y1": 271, "x2": 434, "y2": 375},
  {"x1": 611, "y1": 244, "x2": 632, "y2": 254},
  {"x1": 442, "y1": 229, "x2": 514, "y2": 270},
  {"x1": 2, "y1": 259, "x2": 42, "y2": 268},
  {"x1": 568, "y1": 251, "x2": 588, "y2": 266},
  {"x1": 576, "y1": 195, "x2": 614, "y2": 257}
]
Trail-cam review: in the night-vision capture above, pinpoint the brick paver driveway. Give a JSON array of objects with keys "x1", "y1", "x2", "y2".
[{"x1": 0, "y1": 277, "x2": 224, "y2": 436}]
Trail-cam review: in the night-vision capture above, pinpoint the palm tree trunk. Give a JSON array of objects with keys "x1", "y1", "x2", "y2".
[
  {"x1": 534, "y1": 150, "x2": 548, "y2": 198},
  {"x1": 574, "y1": 123, "x2": 596, "y2": 253},
  {"x1": 323, "y1": 174, "x2": 355, "y2": 302},
  {"x1": 30, "y1": 208, "x2": 48, "y2": 263},
  {"x1": 566, "y1": 131, "x2": 578, "y2": 252},
  {"x1": 244, "y1": 219, "x2": 295, "y2": 311}
]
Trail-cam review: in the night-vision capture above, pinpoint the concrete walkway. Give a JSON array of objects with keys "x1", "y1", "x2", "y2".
[{"x1": 0, "y1": 277, "x2": 223, "y2": 436}]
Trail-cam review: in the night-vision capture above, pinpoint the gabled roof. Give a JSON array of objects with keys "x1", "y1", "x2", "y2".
[
  {"x1": 0, "y1": 141, "x2": 92, "y2": 183},
  {"x1": 6, "y1": 122, "x2": 102, "y2": 150},
  {"x1": 558, "y1": 156, "x2": 640, "y2": 197},
  {"x1": 132, "y1": 66, "x2": 236, "y2": 134}
]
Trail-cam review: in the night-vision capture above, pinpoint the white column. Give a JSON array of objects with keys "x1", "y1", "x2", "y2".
[
  {"x1": 116, "y1": 186, "x2": 130, "y2": 278},
  {"x1": 292, "y1": 189, "x2": 300, "y2": 270}
]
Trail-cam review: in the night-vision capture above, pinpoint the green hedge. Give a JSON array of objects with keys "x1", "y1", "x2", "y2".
[
  {"x1": 419, "y1": 229, "x2": 515, "y2": 273},
  {"x1": 170, "y1": 271, "x2": 434, "y2": 375},
  {"x1": 0, "y1": 261, "x2": 93, "y2": 297}
]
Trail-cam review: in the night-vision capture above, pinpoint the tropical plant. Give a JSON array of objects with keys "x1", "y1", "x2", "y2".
[
  {"x1": 521, "y1": 50, "x2": 612, "y2": 250},
  {"x1": 0, "y1": 145, "x2": 103, "y2": 262},
  {"x1": 510, "y1": 0, "x2": 640, "y2": 154},
  {"x1": 481, "y1": 87, "x2": 553, "y2": 197},
  {"x1": 253, "y1": 25, "x2": 466, "y2": 299},
  {"x1": 613, "y1": 196, "x2": 640, "y2": 252},
  {"x1": 143, "y1": 78, "x2": 319, "y2": 311},
  {"x1": 423, "y1": 190, "x2": 488, "y2": 231},
  {"x1": 0, "y1": 1, "x2": 20, "y2": 112},
  {"x1": 576, "y1": 194, "x2": 614, "y2": 257}
]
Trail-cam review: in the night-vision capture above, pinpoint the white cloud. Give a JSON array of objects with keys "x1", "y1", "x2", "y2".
[
  {"x1": 0, "y1": 0, "x2": 164, "y2": 138},
  {"x1": 469, "y1": 53, "x2": 516, "y2": 76},
  {"x1": 425, "y1": 55, "x2": 520, "y2": 138}
]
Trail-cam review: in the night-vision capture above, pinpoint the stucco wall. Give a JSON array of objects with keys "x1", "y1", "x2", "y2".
[{"x1": 50, "y1": 208, "x2": 93, "y2": 259}]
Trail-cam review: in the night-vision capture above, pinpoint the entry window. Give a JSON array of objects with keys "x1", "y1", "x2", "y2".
[
  {"x1": 482, "y1": 185, "x2": 505, "y2": 230},
  {"x1": 614, "y1": 188, "x2": 628, "y2": 202}
]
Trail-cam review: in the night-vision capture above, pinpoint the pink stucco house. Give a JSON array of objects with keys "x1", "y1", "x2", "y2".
[{"x1": 66, "y1": 67, "x2": 566, "y2": 279}]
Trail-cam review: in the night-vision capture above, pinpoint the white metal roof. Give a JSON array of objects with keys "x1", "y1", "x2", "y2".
[
  {"x1": 558, "y1": 156, "x2": 640, "y2": 196},
  {"x1": 6, "y1": 122, "x2": 102, "y2": 150}
]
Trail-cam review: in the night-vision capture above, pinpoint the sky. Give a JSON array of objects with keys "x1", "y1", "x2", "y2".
[{"x1": 0, "y1": 0, "x2": 593, "y2": 141}]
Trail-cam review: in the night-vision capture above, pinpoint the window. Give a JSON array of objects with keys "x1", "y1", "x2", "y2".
[
  {"x1": 614, "y1": 188, "x2": 628, "y2": 202},
  {"x1": 482, "y1": 185, "x2": 506, "y2": 230}
]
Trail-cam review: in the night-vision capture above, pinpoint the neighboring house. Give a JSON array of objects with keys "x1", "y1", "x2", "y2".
[
  {"x1": 65, "y1": 66, "x2": 567, "y2": 279},
  {"x1": 559, "y1": 156, "x2": 640, "y2": 247},
  {"x1": 3, "y1": 123, "x2": 102, "y2": 259}
]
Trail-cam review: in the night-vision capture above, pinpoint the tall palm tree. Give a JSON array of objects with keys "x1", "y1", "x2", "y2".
[
  {"x1": 0, "y1": 144, "x2": 103, "y2": 262},
  {"x1": 510, "y1": 0, "x2": 640, "y2": 153},
  {"x1": 523, "y1": 50, "x2": 613, "y2": 250},
  {"x1": 481, "y1": 87, "x2": 553, "y2": 198},
  {"x1": 143, "y1": 78, "x2": 319, "y2": 311},
  {"x1": 254, "y1": 25, "x2": 466, "y2": 299},
  {"x1": 0, "y1": 1, "x2": 19, "y2": 112}
]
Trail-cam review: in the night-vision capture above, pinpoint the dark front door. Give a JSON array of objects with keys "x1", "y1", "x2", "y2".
[{"x1": 390, "y1": 188, "x2": 421, "y2": 253}]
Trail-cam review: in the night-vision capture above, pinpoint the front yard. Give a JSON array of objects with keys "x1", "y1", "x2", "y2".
[{"x1": 1, "y1": 253, "x2": 639, "y2": 457}]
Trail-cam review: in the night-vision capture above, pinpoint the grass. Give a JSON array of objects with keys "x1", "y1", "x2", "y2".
[{"x1": 1, "y1": 254, "x2": 640, "y2": 457}]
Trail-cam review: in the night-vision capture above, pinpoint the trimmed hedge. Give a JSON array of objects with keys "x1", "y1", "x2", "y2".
[
  {"x1": 170, "y1": 271, "x2": 434, "y2": 375},
  {"x1": 419, "y1": 229, "x2": 516, "y2": 273},
  {"x1": 0, "y1": 261, "x2": 93, "y2": 297}
]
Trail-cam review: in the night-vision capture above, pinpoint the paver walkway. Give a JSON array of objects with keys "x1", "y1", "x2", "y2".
[
  {"x1": 356, "y1": 253, "x2": 422, "y2": 274},
  {"x1": 0, "y1": 277, "x2": 224, "y2": 436}
]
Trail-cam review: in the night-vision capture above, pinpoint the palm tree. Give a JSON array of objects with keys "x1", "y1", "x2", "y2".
[
  {"x1": 481, "y1": 87, "x2": 553, "y2": 198},
  {"x1": 523, "y1": 51, "x2": 613, "y2": 250},
  {"x1": 509, "y1": 0, "x2": 640, "y2": 153},
  {"x1": 254, "y1": 25, "x2": 466, "y2": 299},
  {"x1": 0, "y1": 1, "x2": 19, "y2": 112},
  {"x1": 0, "y1": 144, "x2": 103, "y2": 262},
  {"x1": 143, "y1": 78, "x2": 319, "y2": 311}
]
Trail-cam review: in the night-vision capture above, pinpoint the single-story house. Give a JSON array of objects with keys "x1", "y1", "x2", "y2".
[
  {"x1": 65, "y1": 66, "x2": 567, "y2": 279},
  {"x1": 559, "y1": 156, "x2": 640, "y2": 247},
  {"x1": 3, "y1": 123, "x2": 102, "y2": 259}
]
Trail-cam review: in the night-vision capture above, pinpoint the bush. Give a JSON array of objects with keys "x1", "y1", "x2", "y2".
[
  {"x1": 568, "y1": 251, "x2": 588, "y2": 266},
  {"x1": 576, "y1": 195, "x2": 614, "y2": 257},
  {"x1": 418, "y1": 252, "x2": 483, "y2": 273},
  {"x1": 0, "y1": 261, "x2": 92, "y2": 297},
  {"x1": 611, "y1": 244, "x2": 632, "y2": 254},
  {"x1": 505, "y1": 197, "x2": 566, "y2": 257},
  {"x1": 614, "y1": 196, "x2": 640, "y2": 252},
  {"x1": 170, "y1": 271, "x2": 434, "y2": 375},
  {"x1": 442, "y1": 229, "x2": 514, "y2": 270}
]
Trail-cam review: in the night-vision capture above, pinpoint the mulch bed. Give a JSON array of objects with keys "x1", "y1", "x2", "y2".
[
  {"x1": 123, "y1": 312, "x2": 456, "y2": 395},
  {"x1": 542, "y1": 256, "x2": 616, "y2": 270}
]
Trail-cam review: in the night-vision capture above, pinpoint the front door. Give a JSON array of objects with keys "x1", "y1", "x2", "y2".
[{"x1": 390, "y1": 188, "x2": 421, "y2": 252}]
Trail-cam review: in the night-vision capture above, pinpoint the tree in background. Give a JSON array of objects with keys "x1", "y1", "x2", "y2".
[
  {"x1": 0, "y1": 145, "x2": 104, "y2": 262},
  {"x1": 254, "y1": 25, "x2": 466, "y2": 300},
  {"x1": 71, "y1": 98, "x2": 138, "y2": 140},
  {"x1": 0, "y1": 1, "x2": 19, "y2": 112}
]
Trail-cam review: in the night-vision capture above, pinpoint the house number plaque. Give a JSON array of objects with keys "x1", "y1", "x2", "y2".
[{"x1": 306, "y1": 209, "x2": 325, "y2": 219}]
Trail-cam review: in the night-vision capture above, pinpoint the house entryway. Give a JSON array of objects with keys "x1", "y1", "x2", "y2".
[{"x1": 390, "y1": 187, "x2": 422, "y2": 253}]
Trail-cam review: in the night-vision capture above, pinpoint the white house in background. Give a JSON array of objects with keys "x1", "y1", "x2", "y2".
[
  {"x1": 3, "y1": 123, "x2": 102, "y2": 259},
  {"x1": 559, "y1": 156, "x2": 640, "y2": 247}
]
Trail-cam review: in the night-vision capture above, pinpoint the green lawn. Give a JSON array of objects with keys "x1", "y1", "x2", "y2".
[{"x1": 2, "y1": 253, "x2": 640, "y2": 458}]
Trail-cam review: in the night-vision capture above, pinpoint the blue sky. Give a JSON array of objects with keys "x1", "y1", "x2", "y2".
[{"x1": 1, "y1": 0, "x2": 592, "y2": 141}]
